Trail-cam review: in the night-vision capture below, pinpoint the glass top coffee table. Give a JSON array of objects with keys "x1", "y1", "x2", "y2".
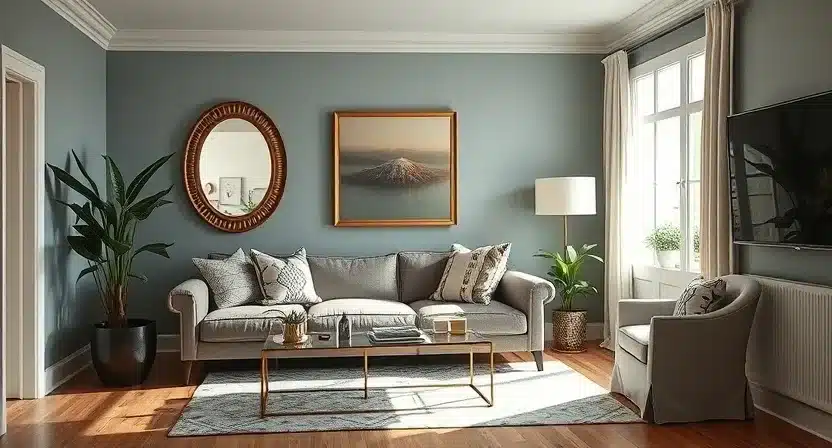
[{"x1": 260, "y1": 330, "x2": 494, "y2": 418}]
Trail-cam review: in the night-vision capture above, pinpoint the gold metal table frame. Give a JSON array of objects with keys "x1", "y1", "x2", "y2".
[{"x1": 259, "y1": 339, "x2": 494, "y2": 418}]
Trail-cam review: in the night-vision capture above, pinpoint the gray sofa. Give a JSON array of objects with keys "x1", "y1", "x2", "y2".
[{"x1": 168, "y1": 251, "x2": 556, "y2": 371}]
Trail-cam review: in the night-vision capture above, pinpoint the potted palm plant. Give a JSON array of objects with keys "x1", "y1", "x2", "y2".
[
  {"x1": 48, "y1": 151, "x2": 174, "y2": 386},
  {"x1": 645, "y1": 224, "x2": 682, "y2": 268},
  {"x1": 535, "y1": 244, "x2": 603, "y2": 353}
]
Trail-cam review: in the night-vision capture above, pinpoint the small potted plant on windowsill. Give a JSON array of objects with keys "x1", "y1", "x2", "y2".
[
  {"x1": 48, "y1": 151, "x2": 174, "y2": 387},
  {"x1": 645, "y1": 223, "x2": 682, "y2": 269},
  {"x1": 535, "y1": 244, "x2": 604, "y2": 353}
]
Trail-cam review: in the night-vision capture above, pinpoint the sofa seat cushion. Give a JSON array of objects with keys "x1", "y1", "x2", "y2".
[
  {"x1": 410, "y1": 300, "x2": 527, "y2": 336},
  {"x1": 307, "y1": 298, "x2": 416, "y2": 332},
  {"x1": 200, "y1": 304, "x2": 306, "y2": 343},
  {"x1": 618, "y1": 324, "x2": 650, "y2": 363}
]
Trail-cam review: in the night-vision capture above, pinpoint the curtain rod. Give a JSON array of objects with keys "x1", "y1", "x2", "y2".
[{"x1": 625, "y1": 13, "x2": 705, "y2": 53}]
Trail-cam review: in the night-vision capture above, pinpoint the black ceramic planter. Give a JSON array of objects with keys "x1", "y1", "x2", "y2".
[{"x1": 91, "y1": 319, "x2": 157, "y2": 387}]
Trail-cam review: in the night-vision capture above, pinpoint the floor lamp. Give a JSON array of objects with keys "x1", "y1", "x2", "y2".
[{"x1": 535, "y1": 177, "x2": 597, "y2": 253}]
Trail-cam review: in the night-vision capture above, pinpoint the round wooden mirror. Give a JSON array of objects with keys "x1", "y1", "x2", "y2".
[{"x1": 183, "y1": 101, "x2": 287, "y2": 232}]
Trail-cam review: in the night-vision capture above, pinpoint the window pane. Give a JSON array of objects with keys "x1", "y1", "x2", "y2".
[
  {"x1": 632, "y1": 121, "x2": 655, "y2": 265},
  {"x1": 689, "y1": 111, "x2": 702, "y2": 181},
  {"x1": 635, "y1": 74, "x2": 654, "y2": 117},
  {"x1": 689, "y1": 181, "x2": 701, "y2": 272},
  {"x1": 656, "y1": 116, "x2": 681, "y2": 185},
  {"x1": 689, "y1": 53, "x2": 705, "y2": 103},
  {"x1": 657, "y1": 62, "x2": 681, "y2": 112}
]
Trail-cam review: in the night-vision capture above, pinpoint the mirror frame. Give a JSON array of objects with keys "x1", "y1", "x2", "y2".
[{"x1": 183, "y1": 101, "x2": 287, "y2": 232}]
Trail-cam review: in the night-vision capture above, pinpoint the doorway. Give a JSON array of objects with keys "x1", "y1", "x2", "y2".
[{"x1": 1, "y1": 45, "x2": 47, "y2": 436}]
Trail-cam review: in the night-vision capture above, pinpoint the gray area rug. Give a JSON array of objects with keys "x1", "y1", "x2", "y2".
[{"x1": 169, "y1": 360, "x2": 642, "y2": 436}]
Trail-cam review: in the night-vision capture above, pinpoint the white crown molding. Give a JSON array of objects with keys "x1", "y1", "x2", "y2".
[
  {"x1": 108, "y1": 30, "x2": 609, "y2": 54},
  {"x1": 41, "y1": 0, "x2": 116, "y2": 49},
  {"x1": 604, "y1": 0, "x2": 709, "y2": 52}
]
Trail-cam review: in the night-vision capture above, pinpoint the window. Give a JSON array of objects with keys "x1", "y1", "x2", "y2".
[{"x1": 630, "y1": 38, "x2": 705, "y2": 272}]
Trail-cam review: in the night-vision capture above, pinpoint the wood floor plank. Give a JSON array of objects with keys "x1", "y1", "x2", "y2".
[{"x1": 2, "y1": 343, "x2": 829, "y2": 447}]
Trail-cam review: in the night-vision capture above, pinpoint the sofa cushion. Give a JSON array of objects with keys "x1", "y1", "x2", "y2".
[
  {"x1": 618, "y1": 324, "x2": 650, "y2": 363},
  {"x1": 193, "y1": 248, "x2": 263, "y2": 309},
  {"x1": 307, "y1": 298, "x2": 416, "y2": 332},
  {"x1": 431, "y1": 243, "x2": 511, "y2": 305},
  {"x1": 200, "y1": 304, "x2": 306, "y2": 343},
  {"x1": 250, "y1": 248, "x2": 321, "y2": 306},
  {"x1": 398, "y1": 251, "x2": 451, "y2": 304},
  {"x1": 410, "y1": 299, "x2": 527, "y2": 335},
  {"x1": 307, "y1": 254, "x2": 398, "y2": 301}
]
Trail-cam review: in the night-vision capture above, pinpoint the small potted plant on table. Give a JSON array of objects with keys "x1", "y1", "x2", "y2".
[
  {"x1": 48, "y1": 151, "x2": 174, "y2": 386},
  {"x1": 535, "y1": 244, "x2": 604, "y2": 353},
  {"x1": 278, "y1": 310, "x2": 308, "y2": 344},
  {"x1": 645, "y1": 223, "x2": 682, "y2": 269}
]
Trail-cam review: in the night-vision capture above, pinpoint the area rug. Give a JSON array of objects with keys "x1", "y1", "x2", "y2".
[{"x1": 169, "y1": 360, "x2": 641, "y2": 436}]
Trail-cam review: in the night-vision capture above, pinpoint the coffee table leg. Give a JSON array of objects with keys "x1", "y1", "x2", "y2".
[
  {"x1": 469, "y1": 349, "x2": 474, "y2": 385},
  {"x1": 260, "y1": 355, "x2": 267, "y2": 417},
  {"x1": 363, "y1": 350, "x2": 369, "y2": 399},
  {"x1": 489, "y1": 344, "x2": 494, "y2": 407}
]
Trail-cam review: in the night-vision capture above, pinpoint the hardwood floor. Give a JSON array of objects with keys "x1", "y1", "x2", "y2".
[{"x1": 3, "y1": 344, "x2": 829, "y2": 447}]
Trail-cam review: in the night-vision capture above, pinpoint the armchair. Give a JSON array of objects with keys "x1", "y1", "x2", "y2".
[{"x1": 610, "y1": 275, "x2": 761, "y2": 423}]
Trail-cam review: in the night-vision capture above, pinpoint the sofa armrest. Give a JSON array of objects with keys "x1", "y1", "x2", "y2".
[
  {"x1": 497, "y1": 270, "x2": 556, "y2": 352},
  {"x1": 168, "y1": 279, "x2": 209, "y2": 361},
  {"x1": 617, "y1": 299, "x2": 676, "y2": 328}
]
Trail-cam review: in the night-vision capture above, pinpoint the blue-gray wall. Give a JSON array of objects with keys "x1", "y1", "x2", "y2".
[
  {"x1": 734, "y1": 0, "x2": 832, "y2": 285},
  {"x1": 0, "y1": 0, "x2": 107, "y2": 365},
  {"x1": 106, "y1": 52, "x2": 605, "y2": 332}
]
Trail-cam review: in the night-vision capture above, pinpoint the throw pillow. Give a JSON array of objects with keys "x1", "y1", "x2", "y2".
[
  {"x1": 250, "y1": 248, "x2": 321, "y2": 306},
  {"x1": 192, "y1": 248, "x2": 262, "y2": 308},
  {"x1": 430, "y1": 243, "x2": 511, "y2": 305},
  {"x1": 673, "y1": 277, "x2": 729, "y2": 316}
]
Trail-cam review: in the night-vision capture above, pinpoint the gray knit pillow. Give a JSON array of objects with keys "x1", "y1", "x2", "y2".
[
  {"x1": 250, "y1": 248, "x2": 321, "y2": 306},
  {"x1": 193, "y1": 248, "x2": 262, "y2": 308}
]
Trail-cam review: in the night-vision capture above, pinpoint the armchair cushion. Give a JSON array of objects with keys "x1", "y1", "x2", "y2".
[
  {"x1": 673, "y1": 277, "x2": 730, "y2": 316},
  {"x1": 618, "y1": 324, "x2": 650, "y2": 363}
]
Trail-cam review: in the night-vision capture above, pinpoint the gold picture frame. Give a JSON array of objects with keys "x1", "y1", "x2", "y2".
[{"x1": 333, "y1": 111, "x2": 458, "y2": 227}]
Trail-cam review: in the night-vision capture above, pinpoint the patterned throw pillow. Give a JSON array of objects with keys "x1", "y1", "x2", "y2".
[
  {"x1": 673, "y1": 277, "x2": 729, "y2": 316},
  {"x1": 193, "y1": 248, "x2": 262, "y2": 309},
  {"x1": 250, "y1": 248, "x2": 321, "y2": 306},
  {"x1": 430, "y1": 243, "x2": 511, "y2": 305}
]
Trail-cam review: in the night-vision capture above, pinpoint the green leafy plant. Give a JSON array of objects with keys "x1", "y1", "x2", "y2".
[
  {"x1": 645, "y1": 224, "x2": 682, "y2": 252},
  {"x1": 693, "y1": 226, "x2": 700, "y2": 254},
  {"x1": 47, "y1": 151, "x2": 175, "y2": 328},
  {"x1": 275, "y1": 309, "x2": 307, "y2": 325},
  {"x1": 534, "y1": 244, "x2": 604, "y2": 311},
  {"x1": 239, "y1": 193, "x2": 258, "y2": 214}
]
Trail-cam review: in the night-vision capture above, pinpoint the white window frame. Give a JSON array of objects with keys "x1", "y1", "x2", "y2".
[{"x1": 630, "y1": 37, "x2": 705, "y2": 274}]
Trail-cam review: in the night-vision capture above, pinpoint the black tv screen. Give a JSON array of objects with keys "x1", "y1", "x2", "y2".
[{"x1": 728, "y1": 90, "x2": 832, "y2": 247}]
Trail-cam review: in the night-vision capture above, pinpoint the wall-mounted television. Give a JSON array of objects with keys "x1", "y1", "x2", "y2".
[{"x1": 728, "y1": 90, "x2": 832, "y2": 249}]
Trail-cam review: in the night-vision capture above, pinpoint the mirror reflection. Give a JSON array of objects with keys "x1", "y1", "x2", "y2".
[{"x1": 198, "y1": 118, "x2": 272, "y2": 216}]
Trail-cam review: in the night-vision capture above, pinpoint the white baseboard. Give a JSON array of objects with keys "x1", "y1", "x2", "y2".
[
  {"x1": 45, "y1": 344, "x2": 91, "y2": 394},
  {"x1": 750, "y1": 382, "x2": 832, "y2": 443},
  {"x1": 544, "y1": 322, "x2": 604, "y2": 344},
  {"x1": 158, "y1": 334, "x2": 181, "y2": 352}
]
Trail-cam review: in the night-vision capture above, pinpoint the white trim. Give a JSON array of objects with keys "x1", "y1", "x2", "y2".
[
  {"x1": 605, "y1": 0, "x2": 708, "y2": 52},
  {"x1": 1, "y1": 46, "x2": 47, "y2": 401},
  {"x1": 108, "y1": 30, "x2": 609, "y2": 54},
  {"x1": 750, "y1": 382, "x2": 832, "y2": 443},
  {"x1": 44, "y1": 344, "x2": 91, "y2": 394},
  {"x1": 545, "y1": 322, "x2": 604, "y2": 344},
  {"x1": 40, "y1": 0, "x2": 116, "y2": 50}
]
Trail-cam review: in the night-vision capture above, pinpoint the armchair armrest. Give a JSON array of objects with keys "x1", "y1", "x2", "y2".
[
  {"x1": 617, "y1": 299, "x2": 676, "y2": 328},
  {"x1": 168, "y1": 279, "x2": 209, "y2": 360},
  {"x1": 497, "y1": 270, "x2": 556, "y2": 352}
]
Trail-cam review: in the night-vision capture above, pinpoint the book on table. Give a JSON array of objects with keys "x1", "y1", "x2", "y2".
[{"x1": 367, "y1": 326, "x2": 426, "y2": 344}]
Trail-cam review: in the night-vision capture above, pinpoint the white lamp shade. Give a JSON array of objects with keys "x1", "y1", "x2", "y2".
[{"x1": 535, "y1": 177, "x2": 596, "y2": 216}]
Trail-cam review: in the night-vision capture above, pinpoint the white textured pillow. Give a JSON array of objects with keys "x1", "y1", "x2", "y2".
[
  {"x1": 192, "y1": 248, "x2": 262, "y2": 308},
  {"x1": 674, "y1": 277, "x2": 729, "y2": 316},
  {"x1": 430, "y1": 243, "x2": 511, "y2": 305},
  {"x1": 250, "y1": 248, "x2": 321, "y2": 306}
]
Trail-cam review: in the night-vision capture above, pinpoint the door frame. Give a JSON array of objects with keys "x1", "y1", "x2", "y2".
[{"x1": 1, "y1": 45, "x2": 47, "y2": 416}]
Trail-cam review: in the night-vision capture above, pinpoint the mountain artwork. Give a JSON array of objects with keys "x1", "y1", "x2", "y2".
[{"x1": 333, "y1": 112, "x2": 458, "y2": 226}]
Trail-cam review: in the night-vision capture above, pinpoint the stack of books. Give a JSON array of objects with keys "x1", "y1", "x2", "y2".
[{"x1": 367, "y1": 326, "x2": 426, "y2": 345}]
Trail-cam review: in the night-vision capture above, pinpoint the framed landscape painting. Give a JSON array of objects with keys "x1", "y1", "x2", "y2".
[{"x1": 333, "y1": 111, "x2": 457, "y2": 227}]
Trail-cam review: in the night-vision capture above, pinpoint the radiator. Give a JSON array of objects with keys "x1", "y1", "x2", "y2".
[{"x1": 747, "y1": 275, "x2": 832, "y2": 414}]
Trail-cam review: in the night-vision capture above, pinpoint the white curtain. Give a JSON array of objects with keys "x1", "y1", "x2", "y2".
[
  {"x1": 601, "y1": 50, "x2": 633, "y2": 350},
  {"x1": 700, "y1": 0, "x2": 735, "y2": 278}
]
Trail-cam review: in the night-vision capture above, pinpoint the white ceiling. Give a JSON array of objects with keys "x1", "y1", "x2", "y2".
[
  {"x1": 42, "y1": 0, "x2": 708, "y2": 52},
  {"x1": 87, "y1": 0, "x2": 655, "y2": 34}
]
